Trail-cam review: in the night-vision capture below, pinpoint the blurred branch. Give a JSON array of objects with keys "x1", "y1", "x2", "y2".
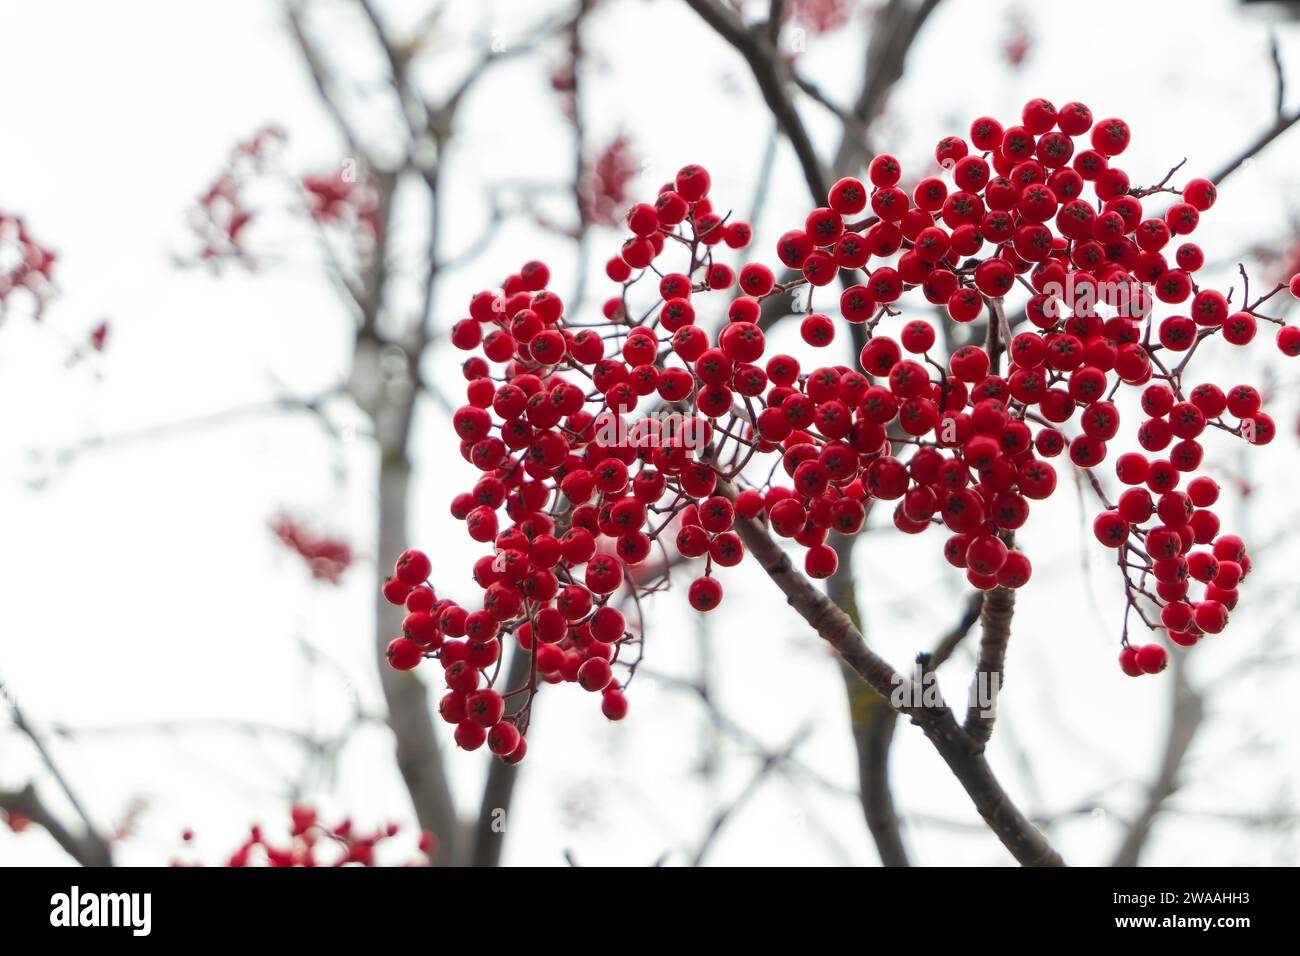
[
  {"x1": 683, "y1": 0, "x2": 829, "y2": 201},
  {"x1": 792, "y1": 73, "x2": 873, "y2": 160},
  {"x1": 766, "y1": 0, "x2": 785, "y2": 46},
  {"x1": 38, "y1": 390, "x2": 347, "y2": 477},
  {"x1": 2, "y1": 676, "x2": 113, "y2": 866},
  {"x1": 567, "y1": 1, "x2": 594, "y2": 316},
  {"x1": 690, "y1": 725, "x2": 812, "y2": 866},
  {"x1": 1209, "y1": 110, "x2": 1300, "y2": 186},
  {"x1": 644, "y1": 668, "x2": 856, "y2": 798},
  {"x1": 284, "y1": 0, "x2": 371, "y2": 165},
  {"x1": 828, "y1": 536, "x2": 910, "y2": 866},
  {"x1": 756, "y1": 0, "x2": 944, "y2": 333},
  {"x1": 1210, "y1": 32, "x2": 1299, "y2": 186},
  {"x1": 0, "y1": 784, "x2": 111, "y2": 868},
  {"x1": 831, "y1": 0, "x2": 944, "y2": 172},
  {"x1": 467, "y1": 641, "x2": 532, "y2": 867},
  {"x1": 1111, "y1": 651, "x2": 1205, "y2": 866},
  {"x1": 1270, "y1": 32, "x2": 1285, "y2": 119}
]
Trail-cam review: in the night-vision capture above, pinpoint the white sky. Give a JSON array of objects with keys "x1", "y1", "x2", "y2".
[{"x1": 2, "y1": 0, "x2": 1299, "y2": 866}]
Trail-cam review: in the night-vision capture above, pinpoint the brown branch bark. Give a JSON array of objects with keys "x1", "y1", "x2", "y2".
[
  {"x1": 690, "y1": 0, "x2": 947, "y2": 863},
  {"x1": 2, "y1": 675, "x2": 113, "y2": 866},
  {"x1": 0, "y1": 784, "x2": 112, "y2": 867},
  {"x1": 962, "y1": 296, "x2": 1016, "y2": 745},
  {"x1": 963, "y1": 583, "x2": 1014, "y2": 746},
  {"x1": 729, "y1": 507, "x2": 1064, "y2": 866},
  {"x1": 830, "y1": 0, "x2": 943, "y2": 172}
]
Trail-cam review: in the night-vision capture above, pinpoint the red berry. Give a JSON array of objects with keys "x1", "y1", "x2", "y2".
[
  {"x1": 828, "y1": 177, "x2": 867, "y2": 215},
  {"x1": 454, "y1": 721, "x2": 487, "y2": 751},
  {"x1": 487, "y1": 722, "x2": 521, "y2": 757},
  {"x1": 385, "y1": 637, "x2": 423, "y2": 671},
  {"x1": 688, "y1": 576, "x2": 723, "y2": 612},
  {"x1": 1278, "y1": 325, "x2": 1300, "y2": 357},
  {"x1": 466, "y1": 689, "x2": 505, "y2": 727},
  {"x1": 801, "y1": 313, "x2": 835, "y2": 347},
  {"x1": 868, "y1": 153, "x2": 902, "y2": 187},
  {"x1": 1135, "y1": 643, "x2": 1168, "y2": 674},
  {"x1": 674, "y1": 164, "x2": 711, "y2": 202},
  {"x1": 1091, "y1": 117, "x2": 1131, "y2": 156},
  {"x1": 395, "y1": 548, "x2": 432, "y2": 585},
  {"x1": 601, "y1": 688, "x2": 629, "y2": 721},
  {"x1": 804, "y1": 544, "x2": 838, "y2": 579},
  {"x1": 382, "y1": 575, "x2": 411, "y2": 605},
  {"x1": 1182, "y1": 178, "x2": 1216, "y2": 211},
  {"x1": 1093, "y1": 511, "x2": 1130, "y2": 548},
  {"x1": 577, "y1": 657, "x2": 613, "y2": 692},
  {"x1": 1194, "y1": 600, "x2": 1228, "y2": 634}
]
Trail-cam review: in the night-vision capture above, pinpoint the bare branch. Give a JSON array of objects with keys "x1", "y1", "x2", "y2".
[
  {"x1": 831, "y1": 0, "x2": 944, "y2": 173},
  {"x1": 0, "y1": 784, "x2": 112, "y2": 867},
  {"x1": 727, "y1": 504, "x2": 1064, "y2": 866},
  {"x1": 2, "y1": 676, "x2": 113, "y2": 866},
  {"x1": 284, "y1": 0, "x2": 371, "y2": 165},
  {"x1": 963, "y1": 581, "x2": 1014, "y2": 746},
  {"x1": 928, "y1": 591, "x2": 985, "y2": 669},
  {"x1": 1209, "y1": 111, "x2": 1300, "y2": 187},
  {"x1": 683, "y1": 0, "x2": 829, "y2": 202},
  {"x1": 691, "y1": 725, "x2": 812, "y2": 866},
  {"x1": 467, "y1": 641, "x2": 532, "y2": 867},
  {"x1": 1111, "y1": 653, "x2": 1205, "y2": 866},
  {"x1": 1210, "y1": 35, "x2": 1297, "y2": 186},
  {"x1": 828, "y1": 536, "x2": 910, "y2": 866}
]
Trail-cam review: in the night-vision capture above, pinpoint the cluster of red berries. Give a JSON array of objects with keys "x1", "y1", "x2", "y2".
[
  {"x1": 175, "y1": 805, "x2": 431, "y2": 867},
  {"x1": 581, "y1": 135, "x2": 640, "y2": 230},
  {"x1": 301, "y1": 168, "x2": 381, "y2": 240},
  {"x1": 383, "y1": 544, "x2": 631, "y2": 764},
  {"x1": 270, "y1": 513, "x2": 353, "y2": 585},
  {"x1": 0, "y1": 210, "x2": 57, "y2": 319},
  {"x1": 188, "y1": 126, "x2": 284, "y2": 267},
  {"x1": 390, "y1": 98, "x2": 1300, "y2": 763},
  {"x1": 783, "y1": 0, "x2": 856, "y2": 36},
  {"x1": 190, "y1": 127, "x2": 380, "y2": 269}
]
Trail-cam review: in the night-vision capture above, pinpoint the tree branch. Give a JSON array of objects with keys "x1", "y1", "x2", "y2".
[
  {"x1": 830, "y1": 0, "x2": 944, "y2": 173},
  {"x1": 2, "y1": 676, "x2": 113, "y2": 866},
  {"x1": 828, "y1": 536, "x2": 910, "y2": 866},
  {"x1": 1210, "y1": 32, "x2": 1298, "y2": 186},
  {"x1": 0, "y1": 784, "x2": 112, "y2": 867},
  {"x1": 1111, "y1": 653, "x2": 1204, "y2": 866},
  {"x1": 928, "y1": 591, "x2": 985, "y2": 669},
  {"x1": 683, "y1": 0, "x2": 828, "y2": 202},
  {"x1": 963, "y1": 582, "x2": 1014, "y2": 746},
  {"x1": 728, "y1": 506, "x2": 1064, "y2": 865},
  {"x1": 467, "y1": 640, "x2": 532, "y2": 867}
]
